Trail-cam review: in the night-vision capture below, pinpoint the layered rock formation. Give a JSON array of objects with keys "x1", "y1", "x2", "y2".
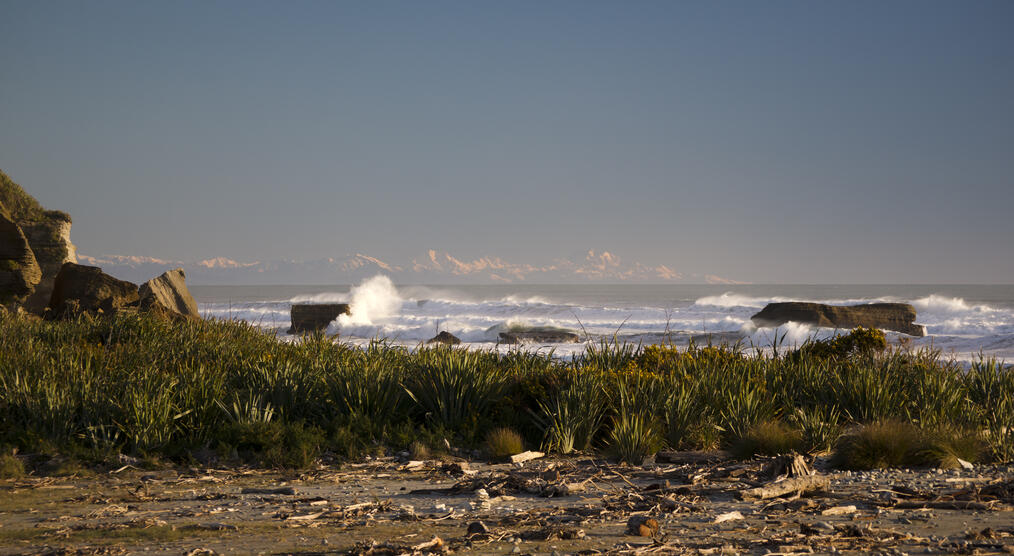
[
  {"x1": 0, "y1": 170, "x2": 77, "y2": 313},
  {"x1": 0, "y1": 201, "x2": 42, "y2": 307},
  {"x1": 751, "y1": 302, "x2": 926, "y2": 337},
  {"x1": 21, "y1": 212, "x2": 77, "y2": 312},
  {"x1": 498, "y1": 327, "x2": 582, "y2": 344},
  {"x1": 288, "y1": 303, "x2": 350, "y2": 334}
]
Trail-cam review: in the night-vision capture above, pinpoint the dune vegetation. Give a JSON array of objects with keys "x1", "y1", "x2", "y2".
[{"x1": 1, "y1": 311, "x2": 1012, "y2": 475}]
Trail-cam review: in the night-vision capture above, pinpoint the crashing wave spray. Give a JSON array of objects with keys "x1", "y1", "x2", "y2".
[{"x1": 337, "y1": 275, "x2": 402, "y2": 326}]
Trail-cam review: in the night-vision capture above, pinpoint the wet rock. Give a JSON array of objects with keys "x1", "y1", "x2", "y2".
[
  {"x1": 288, "y1": 303, "x2": 350, "y2": 334},
  {"x1": 751, "y1": 302, "x2": 926, "y2": 337},
  {"x1": 498, "y1": 327, "x2": 580, "y2": 344},
  {"x1": 427, "y1": 330, "x2": 461, "y2": 345}
]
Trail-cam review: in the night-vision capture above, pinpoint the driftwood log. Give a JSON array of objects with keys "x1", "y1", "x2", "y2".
[{"x1": 736, "y1": 474, "x2": 830, "y2": 501}]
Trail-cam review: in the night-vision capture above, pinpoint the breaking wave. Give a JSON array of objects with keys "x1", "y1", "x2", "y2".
[{"x1": 197, "y1": 283, "x2": 1014, "y2": 362}]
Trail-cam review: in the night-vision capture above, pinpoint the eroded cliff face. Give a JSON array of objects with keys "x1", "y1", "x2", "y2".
[
  {"x1": 20, "y1": 215, "x2": 78, "y2": 313},
  {"x1": 0, "y1": 201, "x2": 43, "y2": 308},
  {"x1": 0, "y1": 170, "x2": 77, "y2": 313}
]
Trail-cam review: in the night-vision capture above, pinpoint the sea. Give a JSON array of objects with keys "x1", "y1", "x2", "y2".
[{"x1": 191, "y1": 278, "x2": 1014, "y2": 363}]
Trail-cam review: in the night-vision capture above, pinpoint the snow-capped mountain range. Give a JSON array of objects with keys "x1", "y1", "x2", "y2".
[{"x1": 78, "y1": 250, "x2": 746, "y2": 285}]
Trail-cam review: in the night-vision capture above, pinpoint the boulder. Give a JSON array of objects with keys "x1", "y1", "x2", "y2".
[
  {"x1": 139, "y1": 268, "x2": 200, "y2": 320},
  {"x1": 288, "y1": 303, "x2": 350, "y2": 334},
  {"x1": 48, "y1": 262, "x2": 139, "y2": 317},
  {"x1": 0, "y1": 201, "x2": 42, "y2": 307},
  {"x1": 498, "y1": 326, "x2": 581, "y2": 344},
  {"x1": 427, "y1": 331, "x2": 462, "y2": 345},
  {"x1": 751, "y1": 302, "x2": 926, "y2": 337}
]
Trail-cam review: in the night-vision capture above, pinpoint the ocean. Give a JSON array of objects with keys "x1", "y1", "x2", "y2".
[{"x1": 191, "y1": 279, "x2": 1014, "y2": 362}]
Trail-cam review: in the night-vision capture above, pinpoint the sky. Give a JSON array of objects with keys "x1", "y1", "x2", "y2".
[{"x1": 1, "y1": 0, "x2": 1012, "y2": 284}]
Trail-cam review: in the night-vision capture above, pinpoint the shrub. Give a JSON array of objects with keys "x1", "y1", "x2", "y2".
[
  {"x1": 662, "y1": 378, "x2": 714, "y2": 450},
  {"x1": 791, "y1": 327, "x2": 887, "y2": 361},
  {"x1": 965, "y1": 357, "x2": 1014, "y2": 462},
  {"x1": 791, "y1": 406, "x2": 844, "y2": 455},
  {"x1": 718, "y1": 383, "x2": 776, "y2": 444},
  {"x1": 324, "y1": 341, "x2": 407, "y2": 423},
  {"x1": 486, "y1": 428, "x2": 523, "y2": 460},
  {"x1": 731, "y1": 420, "x2": 803, "y2": 459},
  {"x1": 607, "y1": 413, "x2": 661, "y2": 465},
  {"x1": 833, "y1": 361, "x2": 908, "y2": 423},
  {"x1": 217, "y1": 391, "x2": 275, "y2": 425},
  {"x1": 404, "y1": 347, "x2": 508, "y2": 435},
  {"x1": 536, "y1": 370, "x2": 606, "y2": 454}
]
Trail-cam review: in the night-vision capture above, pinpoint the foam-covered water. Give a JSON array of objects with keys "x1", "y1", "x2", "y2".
[{"x1": 193, "y1": 280, "x2": 1014, "y2": 362}]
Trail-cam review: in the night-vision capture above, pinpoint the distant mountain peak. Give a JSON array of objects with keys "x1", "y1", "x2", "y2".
[{"x1": 77, "y1": 249, "x2": 746, "y2": 285}]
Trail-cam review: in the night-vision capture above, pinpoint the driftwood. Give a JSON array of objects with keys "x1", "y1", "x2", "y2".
[
  {"x1": 893, "y1": 500, "x2": 999, "y2": 511},
  {"x1": 510, "y1": 451, "x2": 545, "y2": 464},
  {"x1": 736, "y1": 474, "x2": 829, "y2": 501},
  {"x1": 713, "y1": 511, "x2": 744, "y2": 524},
  {"x1": 820, "y1": 504, "x2": 858, "y2": 516},
  {"x1": 764, "y1": 453, "x2": 813, "y2": 479},
  {"x1": 240, "y1": 487, "x2": 297, "y2": 495}
]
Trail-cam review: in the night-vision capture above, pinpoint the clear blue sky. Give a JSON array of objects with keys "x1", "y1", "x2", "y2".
[{"x1": 2, "y1": 0, "x2": 1012, "y2": 283}]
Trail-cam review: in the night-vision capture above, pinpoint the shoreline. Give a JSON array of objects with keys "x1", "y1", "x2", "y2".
[{"x1": 3, "y1": 454, "x2": 1013, "y2": 554}]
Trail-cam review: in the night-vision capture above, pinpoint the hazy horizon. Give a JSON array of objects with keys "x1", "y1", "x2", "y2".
[{"x1": 3, "y1": 1, "x2": 1012, "y2": 283}]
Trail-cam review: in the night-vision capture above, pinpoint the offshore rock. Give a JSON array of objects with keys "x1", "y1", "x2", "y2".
[
  {"x1": 288, "y1": 303, "x2": 350, "y2": 334},
  {"x1": 0, "y1": 201, "x2": 42, "y2": 307},
  {"x1": 427, "y1": 331, "x2": 461, "y2": 345},
  {"x1": 751, "y1": 302, "x2": 926, "y2": 337},
  {"x1": 48, "y1": 262, "x2": 139, "y2": 317},
  {"x1": 139, "y1": 268, "x2": 201, "y2": 320},
  {"x1": 498, "y1": 327, "x2": 581, "y2": 344}
]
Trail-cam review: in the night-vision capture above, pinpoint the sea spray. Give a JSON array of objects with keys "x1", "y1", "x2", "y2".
[
  {"x1": 195, "y1": 285, "x2": 1014, "y2": 362},
  {"x1": 337, "y1": 275, "x2": 402, "y2": 327}
]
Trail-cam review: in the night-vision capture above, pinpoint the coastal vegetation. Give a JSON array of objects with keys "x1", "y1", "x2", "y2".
[{"x1": 1, "y1": 311, "x2": 1012, "y2": 474}]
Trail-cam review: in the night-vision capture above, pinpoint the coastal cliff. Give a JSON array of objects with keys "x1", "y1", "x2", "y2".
[{"x1": 0, "y1": 170, "x2": 78, "y2": 313}]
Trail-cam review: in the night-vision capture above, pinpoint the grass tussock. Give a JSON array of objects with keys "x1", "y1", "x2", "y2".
[
  {"x1": 833, "y1": 421, "x2": 922, "y2": 470},
  {"x1": 1, "y1": 313, "x2": 1012, "y2": 472},
  {"x1": 486, "y1": 427, "x2": 524, "y2": 460},
  {"x1": 731, "y1": 420, "x2": 803, "y2": 459},
  {"x1": 0, "y1": 453, "x2": 26, "y2": 479}
]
